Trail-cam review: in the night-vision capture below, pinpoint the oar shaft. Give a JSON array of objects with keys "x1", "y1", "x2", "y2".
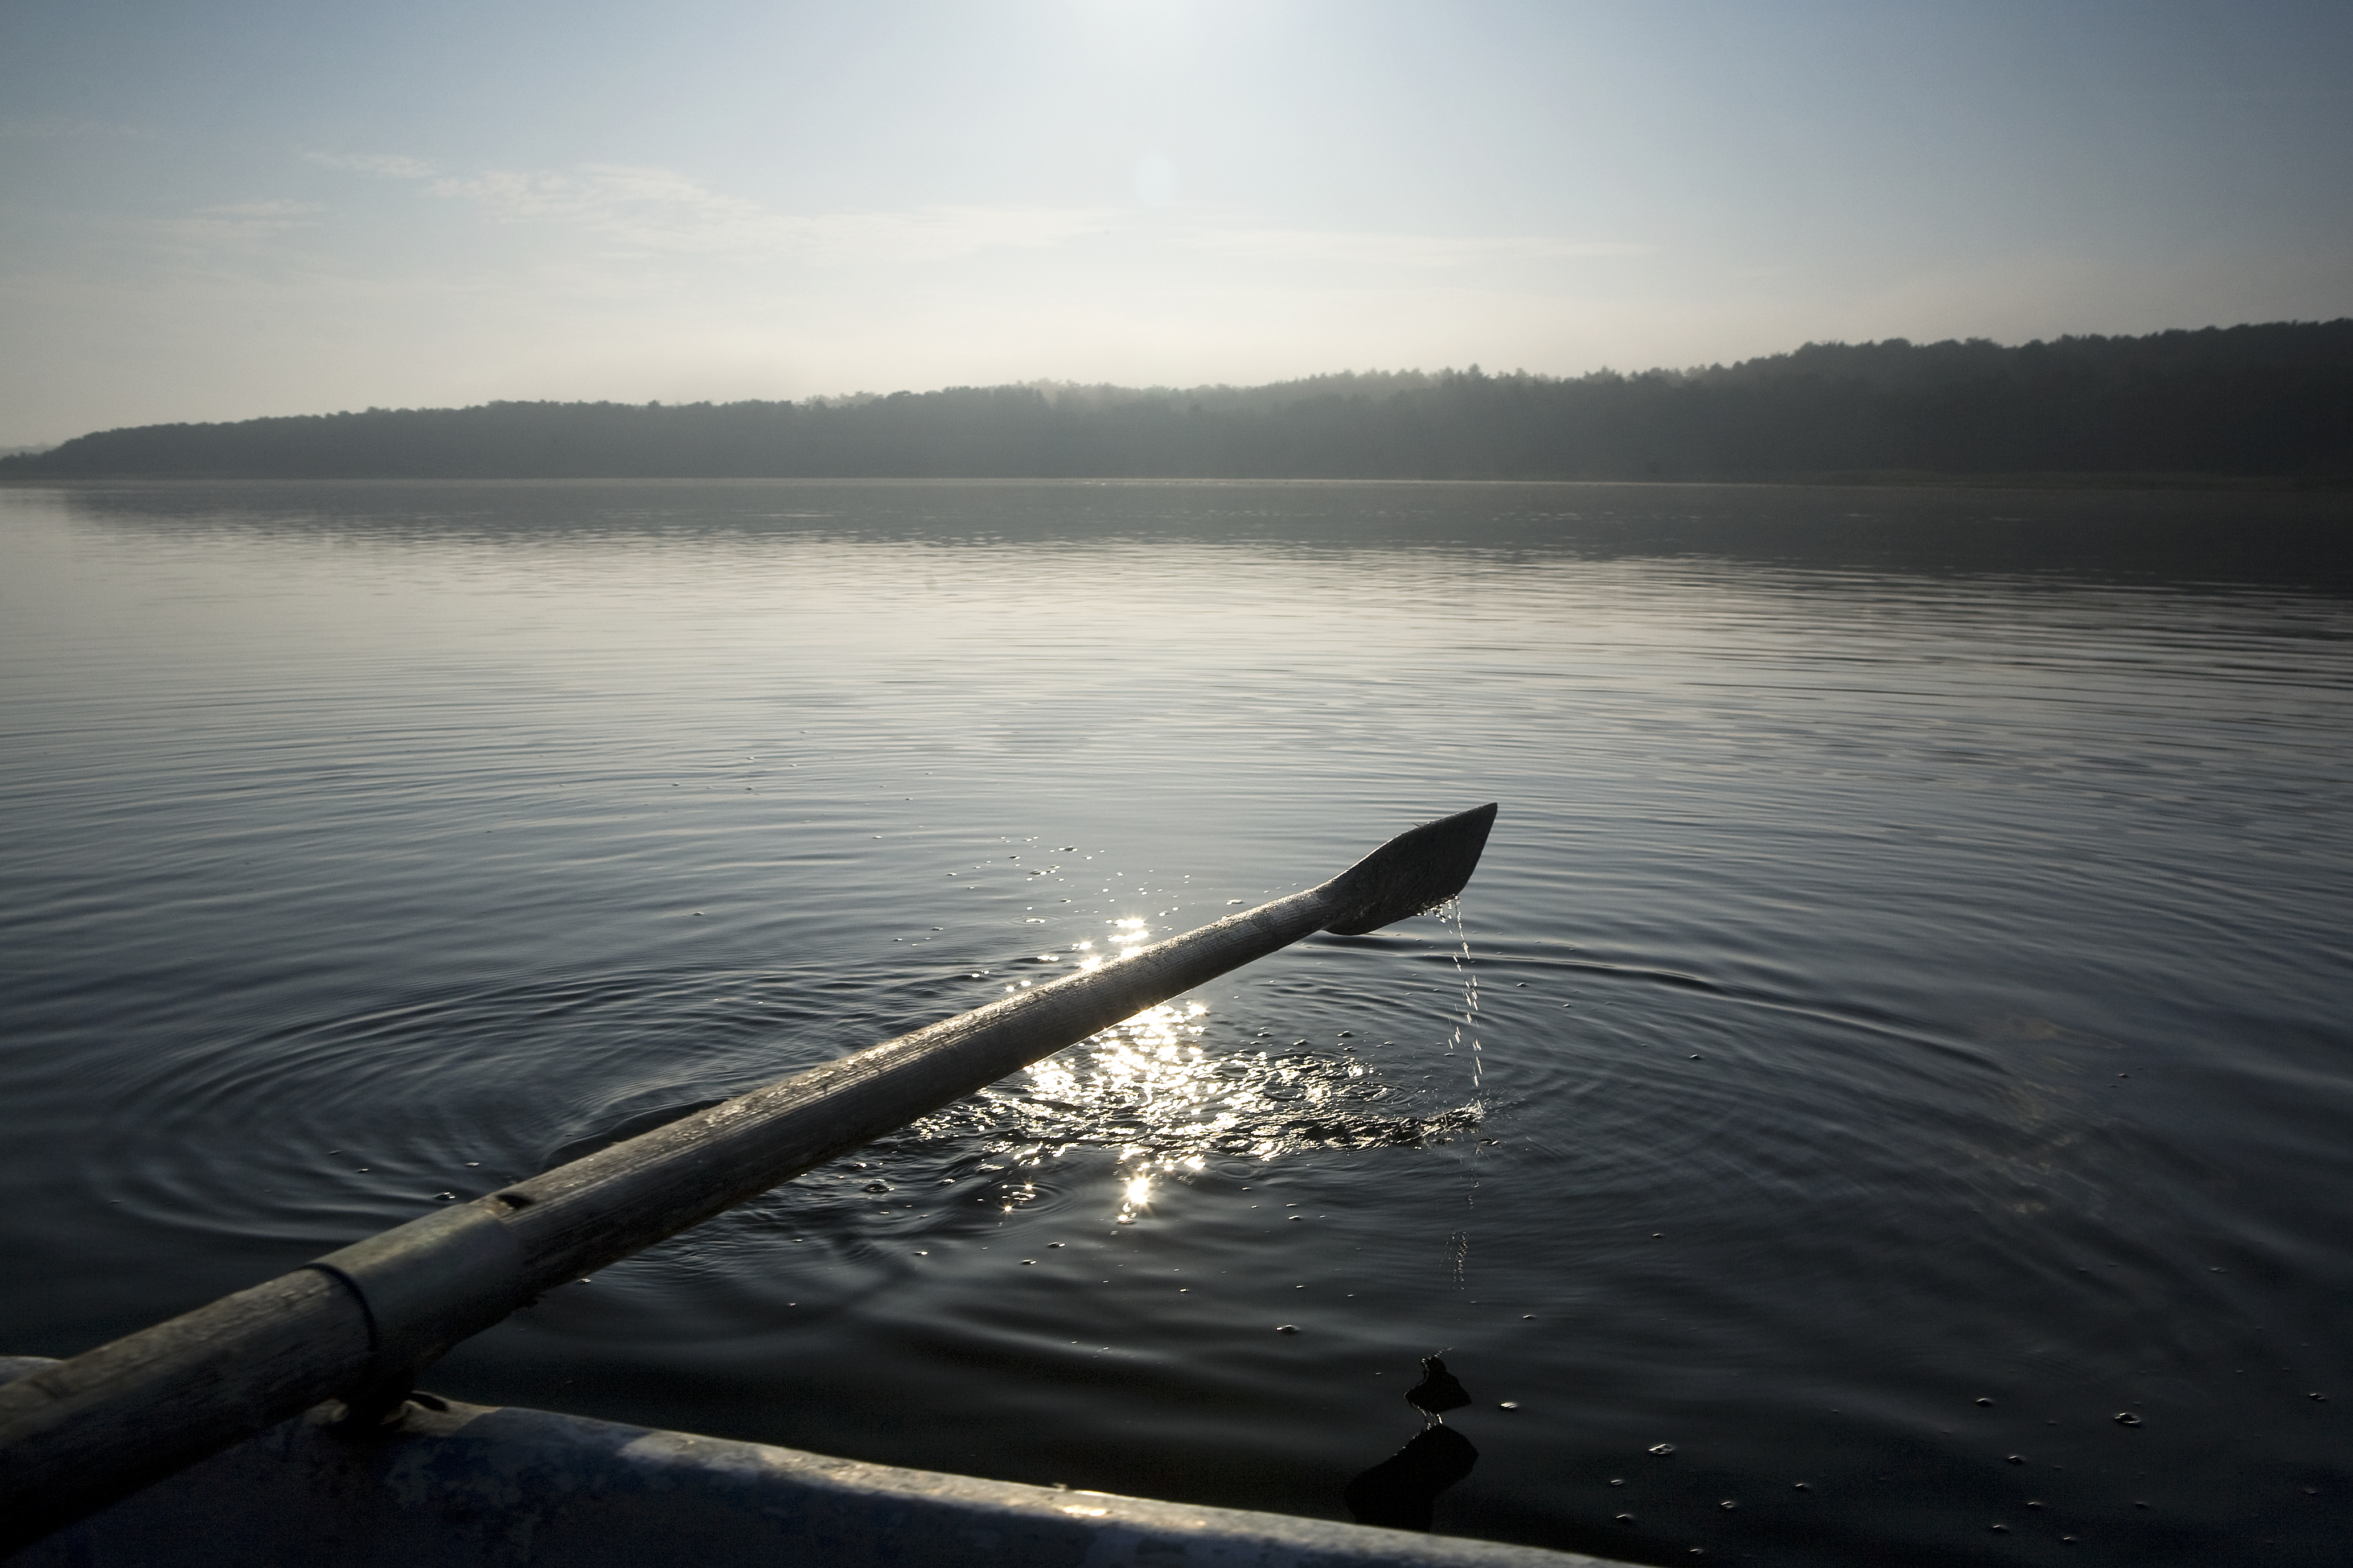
[
  {"x1": 0, "y1": 885, "x2": 1334, "y2": 1551},
  {"x1": 495, "y1": 884, "x2": 1334, "y2": 1289},
  {"x1": 0, "y1": 1273, "x2": 370, "y2": 1552}
]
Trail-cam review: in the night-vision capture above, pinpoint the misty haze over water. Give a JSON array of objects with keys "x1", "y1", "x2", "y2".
[{"x1": 1, "y1": 480, "x2": 2348, "y2": 1566}]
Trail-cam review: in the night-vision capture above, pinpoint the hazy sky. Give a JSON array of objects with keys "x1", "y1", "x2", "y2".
[{"x1": 2, "y1": 0, "x2": 2348, "y2": 446}]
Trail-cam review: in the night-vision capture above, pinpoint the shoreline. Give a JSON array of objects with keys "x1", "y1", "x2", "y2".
[{"x1": 3, "y1": 471, "x2": 2344, "y2": 492}]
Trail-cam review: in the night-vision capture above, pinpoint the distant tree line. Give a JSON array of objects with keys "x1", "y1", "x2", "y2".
[{"x1": 7, "y1": 320, "x2": 2350, "y2": 483}]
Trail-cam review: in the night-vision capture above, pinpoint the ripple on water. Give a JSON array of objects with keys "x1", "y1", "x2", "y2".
[
  {"x1": 82, "y1": 966, "x2": 867, "y2": 1245},
  {"x1": 83, "y1": 950, "x2": 1484, "y2": 1260}
]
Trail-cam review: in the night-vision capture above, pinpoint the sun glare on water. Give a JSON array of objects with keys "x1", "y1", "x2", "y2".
[{"x1": 896, "y1": 914, "x2": 1477, "y2": 1228}]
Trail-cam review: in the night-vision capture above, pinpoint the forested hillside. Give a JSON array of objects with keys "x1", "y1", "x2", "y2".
[{"x1": 8, "y1": 321, "x2": 2349, "y2": 482}]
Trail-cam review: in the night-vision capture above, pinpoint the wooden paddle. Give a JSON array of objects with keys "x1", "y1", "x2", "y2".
[{"x1": 0, "y1": 804, "x2": 1497, "y2": 1550}]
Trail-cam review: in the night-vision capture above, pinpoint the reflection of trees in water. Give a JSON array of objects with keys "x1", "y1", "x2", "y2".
[{"x1": 46, "y1": 470, "x2": 2353, "y2": 596}]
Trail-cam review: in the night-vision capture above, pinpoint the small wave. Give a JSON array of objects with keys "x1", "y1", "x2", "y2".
[{"x1": 85, "y1": 962, "x2": 1479, "y2": 1252}]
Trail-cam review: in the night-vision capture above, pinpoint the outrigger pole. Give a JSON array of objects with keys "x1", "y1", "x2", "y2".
[{"x1": 0, "y1": 804, "x2": 1497, "y2": 1553}]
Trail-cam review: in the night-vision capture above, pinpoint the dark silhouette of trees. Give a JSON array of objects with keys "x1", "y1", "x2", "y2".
[{"x1": 6, "y1": 320, "x2": 2347, "y2": 482}]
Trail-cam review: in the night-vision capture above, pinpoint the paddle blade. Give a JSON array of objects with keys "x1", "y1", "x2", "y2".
[{"x1": 1319, "y1": 804, "x2": 1498, "y2": 935}]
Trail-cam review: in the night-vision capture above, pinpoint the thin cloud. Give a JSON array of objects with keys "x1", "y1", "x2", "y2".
[
  {"x1": 424, "y1": 163, "x2": 1115, "y2": 265},
  {"x1": 149, "y1": 199, "x2": 329, "y2": 252},
  {"x1": 1, "y1": 117, "x2": 149, "y2": 140},
  {"x1": 306, "y1": 155, "x2": 1646, "y2": 272},
  {"x1": 305, "y1": 151, "x2": 437, "y2": 179},
  {"x1": 1177, "y1": 228, "x2": 1652, "y2": 267},
  {"x1": 205, "y1": 199, "x2": 326, "y2": 219}
]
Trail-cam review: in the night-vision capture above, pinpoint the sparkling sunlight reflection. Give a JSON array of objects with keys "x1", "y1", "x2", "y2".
[{"x1": 904, "y1": 943, "x2": 1479, "y2": 1226}]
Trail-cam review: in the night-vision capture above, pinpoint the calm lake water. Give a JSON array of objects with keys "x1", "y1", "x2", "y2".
[{"x1": 2, "y1": 479, "x2": 2348, "y2": 1566}]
